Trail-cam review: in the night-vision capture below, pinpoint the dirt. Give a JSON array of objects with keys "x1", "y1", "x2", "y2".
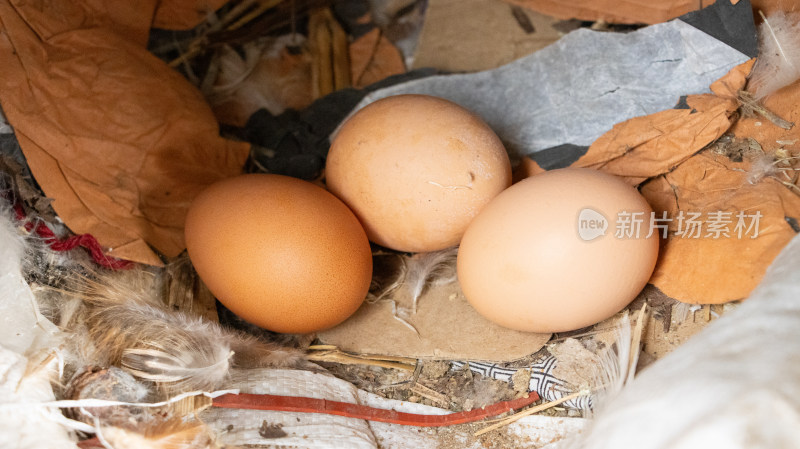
[
  {"x1": 258, "y1": 421, "x2": 288, "y2": 439},
  {"x1": 642, "y1": 302, "x2": 733, "y2": 361},
  {"x1": 320, "y1": 359, "x2": 519, "y2": 413},
  {"x1": 433, "y1": 420, "x2": 552, "y2": 449},
  {"x1": 548, "y1": 339, "x2": 602, "y2": 391}
]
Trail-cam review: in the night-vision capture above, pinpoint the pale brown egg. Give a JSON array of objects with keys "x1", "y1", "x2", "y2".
[
  {"x1": 326, "y1": 94, "x2": 512, "y2": 253},
  {"x1": 457, "y1": 168, "x2": 659, "y2": 333},
  {"x1": 184, "y1": 174, "x2": 373, "y2": 334}
]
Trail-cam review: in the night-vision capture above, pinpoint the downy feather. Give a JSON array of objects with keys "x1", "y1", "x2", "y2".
[
  {"x1": 748, "y1": 10, "x2": 800, "y2": 99},
  {"x1": 371, "y1": 247, "x2": 458, "y2": 311},
  {"x1": 63, "y1": 268, "x2": 306, "y2": 394},
  {"x1": 404, "y1": 246, "x2": 459, "y2": 312},
  {"x1": 580, "y1": 307, "x2": 644, "y2": 416},
  {"x1": 97, "y1": 420, "x2": 216, "y2": 449}
]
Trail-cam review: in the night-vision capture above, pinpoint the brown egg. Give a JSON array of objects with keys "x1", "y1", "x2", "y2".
[
  {"x1": 457, "y1": 168, "x2": 659, "y2": 333},
  {"x1": 326, "y1": 94, "x2": 512, "y2": 253},
  {"x1": 184, "y1": 174, "x2": 373, "y2": 334}
]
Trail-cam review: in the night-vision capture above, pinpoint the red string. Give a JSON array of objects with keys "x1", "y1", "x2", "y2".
[
  {"x1": 76, "y1": 391, "x2": 540, "y2": 447},
  {"x1": 211, "y1": 391, "x2": 540, "y2": 427},
  {"x1": 12, "y1": 203, "x2": 134, "y2": 270}
]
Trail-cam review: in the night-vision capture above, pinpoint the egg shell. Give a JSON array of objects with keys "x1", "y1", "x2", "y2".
[
  {"x1": 457, "y1": 168, "x2": 659, "y2": 333},
  {"x1": 184, "y1": 174, "x2": 373, "y2": 334},
  {"x1": 326, "y1": 94, "x2": 512, "y2": 253}
]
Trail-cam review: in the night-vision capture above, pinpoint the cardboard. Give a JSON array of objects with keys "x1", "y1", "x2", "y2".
[
  {"x1": 503, "y1": 0, "x2": 720, "y2": 25},
  {"x1": 0, "y1": 0, "x2": 250, "y2": 265},
  {"x1": 153, "y1": 0, "x2": 230, "y2": 30},
  {"x1": 318, "y1": 281, "x2": 552, "y2": 362},
  {"x1": 350, "y1": 28, "x2": 407, "y2": 88},
  {"x1": 412, "y1": 0, "x2": 564, "y2": 73}
]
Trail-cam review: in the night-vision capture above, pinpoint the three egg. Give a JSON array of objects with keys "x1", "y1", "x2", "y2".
[{"x1": 185, "y1": 94, "x2": 659, "y2": 334}]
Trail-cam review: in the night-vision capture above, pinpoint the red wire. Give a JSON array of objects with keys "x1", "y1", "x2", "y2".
[{"x1": 12, "y1": 203, "x2": 134, "y2": 270}]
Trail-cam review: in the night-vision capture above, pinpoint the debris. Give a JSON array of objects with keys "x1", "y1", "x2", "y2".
[
  {"x1": 309, "y1": 7, "x2": 352, "y2": 97},
  {"x1": 206, "y1": 35, "x2": 314, "y2": 126},
  {"x1": 473, "y1": 390, "x2": 588, "y2": 437},
  {"x1": 258, "y1": 421, "x2": 287, "y2": 438}
]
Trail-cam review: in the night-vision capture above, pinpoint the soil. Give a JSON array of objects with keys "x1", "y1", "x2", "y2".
[{"x1": 319, "y1": 359, "x2": 519, "y2": 413}]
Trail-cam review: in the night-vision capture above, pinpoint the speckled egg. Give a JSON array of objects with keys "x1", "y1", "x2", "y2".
[{"x1": 326, "y1": 94, "x2": 512, "y2": 253}]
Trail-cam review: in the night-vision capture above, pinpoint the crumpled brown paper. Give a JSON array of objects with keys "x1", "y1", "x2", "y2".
[
  {"x1": 641, "y1": 151, "x2": 800, "y2": 303},
  {"x1": 572, "y1": 60, "x2": 752, "y2": 185},
  {"x1": 0, "y1": 0, "x2": 250, "y2": 265},
  {"x1": 567, "y1": 59, "x2": 800, "y2": 303}
]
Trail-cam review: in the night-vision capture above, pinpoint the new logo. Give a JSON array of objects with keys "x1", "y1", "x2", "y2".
[{"x1": 578, "y1": 208, "x2": 608, "y2": 241}]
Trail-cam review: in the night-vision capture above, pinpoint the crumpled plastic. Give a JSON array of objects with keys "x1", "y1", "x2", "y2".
[
  {"x1": 346, "y1": 16, "x2": 751, "y2": 156},
  {"x1": 0, "y1": 0, "x2": 250, "y2": 265}
]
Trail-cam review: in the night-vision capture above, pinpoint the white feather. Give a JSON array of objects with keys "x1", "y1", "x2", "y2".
[
  {"x1": 122, "y1": 346, "x2": 233, "y2": 388},
  {"x1": 0, "y1": 208, "x2": 76, "y2": 448},
  {"x1": 591, "y1": 315, "x2": 632, "y2": 402},
  {"x1": 564, "y1": 234, "x2": 800, "y2": 449},
  {"x1": 748, "y1": 10, "x2": 800, "y2": 99},
  {"x1": 0, "y1": 205, "x2": 38, "y2": 354},
  {"x1": 0, "y1": 204, "x2": 62, "y2": 355}
]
